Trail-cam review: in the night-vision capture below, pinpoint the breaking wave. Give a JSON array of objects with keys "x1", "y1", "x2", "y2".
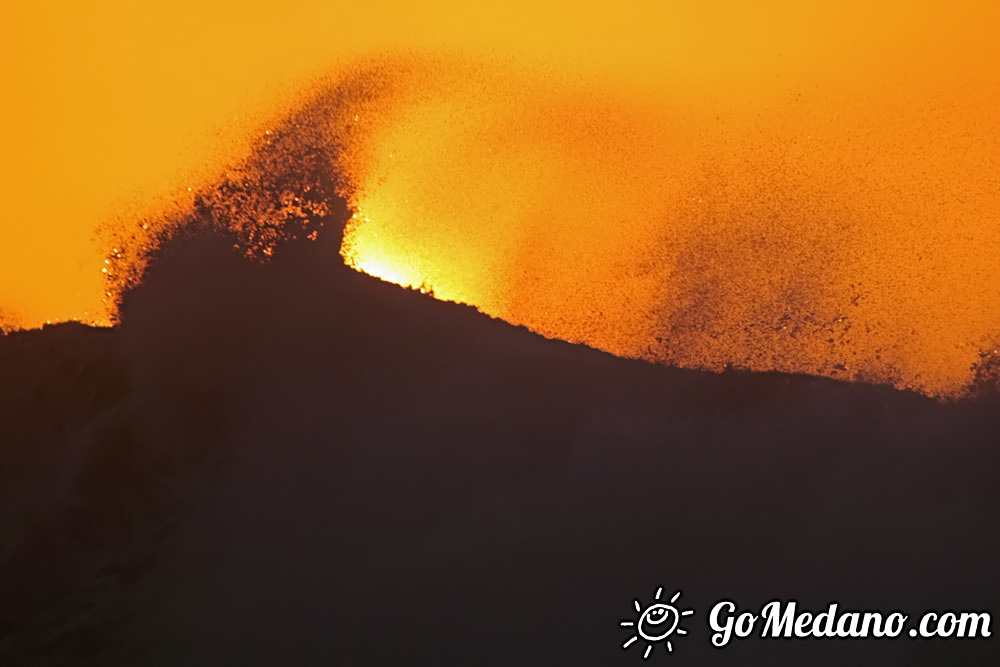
[{"x1": 27, "y1": 55, "x2": 1000, "y2": 399}]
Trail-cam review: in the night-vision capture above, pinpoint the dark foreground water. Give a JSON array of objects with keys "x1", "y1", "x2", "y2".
[{"x1": 1, "y1": 210, "x2": 997, "y2": 665}]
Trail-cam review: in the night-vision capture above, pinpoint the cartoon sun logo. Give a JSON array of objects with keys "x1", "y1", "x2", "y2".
[{"x1": 620, "y1": 587, "x2": 694, "y2": 659}]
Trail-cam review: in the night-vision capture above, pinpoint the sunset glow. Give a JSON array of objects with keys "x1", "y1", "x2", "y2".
[
  {"x1": 334, "y1": 51, "x2": 1000, "y2": 397},
  {"x1": 4, "y1": 2, "x2": 1000, "y2": 397}
]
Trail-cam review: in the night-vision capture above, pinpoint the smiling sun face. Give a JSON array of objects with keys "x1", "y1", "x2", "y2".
[
  {"x1": 638, "y1": 603, "x2": 679, "y2": 641},
  {"x1": 621, "y1": 588, "x2": 694, "y2": 659}
]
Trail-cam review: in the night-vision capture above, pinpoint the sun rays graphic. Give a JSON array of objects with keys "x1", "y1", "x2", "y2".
[{"x1": 620, "y1": 587, "x2": 694, "y2": 659}]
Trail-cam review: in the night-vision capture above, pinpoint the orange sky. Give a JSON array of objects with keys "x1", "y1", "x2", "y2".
[
  {"x1": 3, "y1": 2, "x2": 999, "y2": 395},
  {"x1": 0, "y1": 1, "x2": 940, "y2": 323}
]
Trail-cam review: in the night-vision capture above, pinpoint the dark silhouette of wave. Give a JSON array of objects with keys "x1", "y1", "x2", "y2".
[{"x1": 1, "y1": 80, "x2": 999, "y2": 665}]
